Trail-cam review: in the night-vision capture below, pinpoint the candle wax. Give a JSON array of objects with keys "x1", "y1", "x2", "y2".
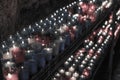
[{"x1": 5, "y1": 73, "x2": 18, "y2": 80}]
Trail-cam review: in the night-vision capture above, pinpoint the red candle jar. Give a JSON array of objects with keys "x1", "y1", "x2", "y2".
[
  {"x1": 88, "y1": 4, "x2": 96, "y2": 15},
  {"x1": 83, "y1": 15, "x2": 87, "y2": 22},
  {"x1": 95, "y1": 51, "x2": 101, "y2": 57},
  {"x1": 79, "y1": 48, "x2": 86, "y2": 53},
  {"x1": 97, "y1": 36, "x2": 104, "y2": 44},
  {"x1": 108, "y1": 30, "x2": 113, "y2": 36},
  {"x1": 10, "y1": 45, "x2": 25, "y2": 64},
  {"x1": 92, "y1": 31, "x2": 97, "y2": 36},
  {"x1": 3, "y1": 66, "x2": 19, "y2": 80},
  {"x1": 63, "y1": 25, "x2": 69, "y2": 32},
  {"x1": 82, "y1": 69, "x2": 90, "y2": 78},
  {"x1": 34, "y1": 35, "x2": 42, "y2": 42},
  {"x1": 81, "y1": 3, "x2": 89, "y2": 13},
  {"x1": 89, "y1": 14, "x2": 96, "y2": 22},
  {"x1": 88, "y1": 49, "x2": 94, "y2": 57},
  {"x1": 4, "y1": 73, "x2": 19, "y2": 80}
]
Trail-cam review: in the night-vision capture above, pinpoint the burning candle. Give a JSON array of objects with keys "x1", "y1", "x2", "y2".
[
  {"x1": 64, "y1": 61, "x2": 69, "y2": 68},
  {"x1": 79, "y1": 75, "x2": 85, "y2": 79},
  {"x1": 88, "y1": 3, "x2": 96, "y2": 14},
  {"x1": 70, "y1": 76, "x2": 77, "y2": 80},
  {"x1": 34, "y1": 35, "x2": 42, "y2": 42},
  {"x1": 88, "y1": 49, "x2": 94, "y2": 57},
  {"x1": 97, "y1": 36, "x2": 104, "y2": 44},
  {"x1": 79, "y1": 64, "x2": 85, "y2": 72},
  {"x1": 19, "y1": 66, "x2": 30, "y2": 80},
  {"x1": 52, "y1": 41, "x2": 59, "y2": 56},
  {"x1": 81, "y1": 3, "x2": 88, "y2": 13},
  {"x1": 3, "y1": 52, "x2": 13, "y2": 60},
  {"x1": 10, "y1": 45, "x2": 25, "y2": 64},
  {"x1": 5, "y1": 73, "x2": 18, "y2": 80},
  {"x1": 82, "y1": 69, "x2": 90, "y2": 78},
  {"x1": 73, "y1": 72, "x2": 79, "y2": 78},
  {"x1": 114, "y1": 25, "x2": 120, "y2": 37},
  {"x1": 68, "y1": 66, "x2": 75, "y2": 73},
  {"x1": 55, "y1": 73, "x2": 61, "y2": 79},
  {"x1": 88, "y1": 41, "x2": 94, "y2": 47},
  {"x1": 87, "y1": 66, "x2": 92, "y2": 71},
  {"x1": 64, "y1": 32, "x2": 71, "y2": 46},
  {"x1": 30, "y1": 40, "x2": 42, "y2": 53},
  {"x1": 65, "y1": 71, "x2": 72, "y2": 79},
  {"x1": 59, "y1": 69, "x2": 65, "y2": 74},
  {"x1": 89, "y1": 14, "x2": 96, "y2": 22},
  {"x1": 43, "y1": 47, "x2": 53, "y2": 61},
  {"x1": 72, "y1": 26, "x2": 79, "y2": 39},
  {"x1": 81, "y1": 60, "x2": 87, "y2": 65},
  {"x1": 59, "y1": 37, "x2": 65, "y2": 52},
  {"x1": 52, "y1": 77, "x2": 57, "y2": 80},
  {"x1": 77, "y1": 6, "x2": 82, "y2": 14},
  {"x1": 4, "y1": 61, "x2": 15, "y2": 69}
]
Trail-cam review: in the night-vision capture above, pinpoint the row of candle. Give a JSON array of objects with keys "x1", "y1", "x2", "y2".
[
  {"x1": 0, "y1": 0, "x2": 112, "y2": 80},
  {"x1": 114, "y1": 9, "x2": 120, "y2": 38},
  {"x1": 52, "y1": 7, "x2": 119, "y2": 80},
  {"x1": 0, "y1": 0, "x2": 103, "y2": 66},
  {"x1": 116, "y1": 8, "x2": 120, "y2": 21},
  {"x1": 51, "y1": 13, "x2": 117, "y2": 80}
]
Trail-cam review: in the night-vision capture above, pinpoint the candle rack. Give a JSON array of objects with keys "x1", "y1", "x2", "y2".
[
  {"x1": 49, "y1": 9, "x2": 120, "y2": 80},
  {"x1": 0, "y1": 0, "x2": 119, "y2": 80},
  {"x1": 31, "y1": 1, "x2": 115, "y2": 80}
]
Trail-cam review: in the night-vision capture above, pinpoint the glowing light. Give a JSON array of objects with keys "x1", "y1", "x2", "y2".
[
  {"x1": 59, "y1": 69, "x2": 65, "y2": 74},
  {"x1": 7, "y1": 73, "x2": 12, "y2": 79}
]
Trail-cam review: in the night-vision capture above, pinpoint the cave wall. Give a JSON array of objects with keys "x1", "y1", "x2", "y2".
[{"x1": 0, "y1": 0, "x2": 18, "y2": 40}]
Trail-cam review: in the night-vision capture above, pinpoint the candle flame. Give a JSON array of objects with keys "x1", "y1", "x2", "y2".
[
  {"x1": 7, "y1": 61, "x2": 11, "y2": 65},
  {"x1": 6, "y1": 52, "x2": 10, "y2": 55},
  {"x1": 7, "y1": 73, "x2": 12, "y2": 78}
]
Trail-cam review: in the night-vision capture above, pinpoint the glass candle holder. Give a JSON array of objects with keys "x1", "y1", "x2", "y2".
[
  {"x1": 59, "y1": 36, "x2": 65, "y2": 52},
  {"x1": 64, "y1": 32, "x2": 71, "y2": 47},
  {"x1": 19, "y1": 65, "x2": 30, "y2": 80},
  {"x1": 82, "y1": 68, "x2": 90, "y2": 78},
  {"x1": 3, "y1": 52, "x2": 13, "y2": 60},
  {"x1": 65, "y1": 71, "x2": 72, "y2": 80},
  {"x1": 37, "y1": 53, "x2": 46, "y2": 69},
  {"x1": 29, "y1": 59, "x2": 38, "y2": 75},
  {"x1": 5, "y1": 73, "x2": 19, "y2": 80},
  {"x1": 3, "y1": 62, "x2": 19, "y2": 80},
  {"x1": 9, "y1": 45, "x2": 25, "y2": 64},
  {"x1": 43, "y1": 47, "x2": 53, "y2": 62},
  {"x1": 88, "y1": 3, "x2": 96, "y2": 15}
]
